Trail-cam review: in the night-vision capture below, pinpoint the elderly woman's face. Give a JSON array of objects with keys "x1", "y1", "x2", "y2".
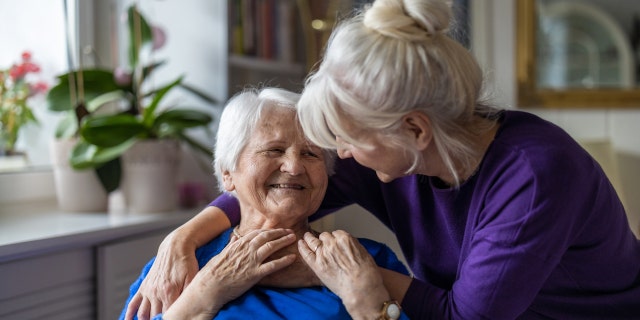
[{"x1": 223, "y1": 106, "x2": 328, "y2": 221}]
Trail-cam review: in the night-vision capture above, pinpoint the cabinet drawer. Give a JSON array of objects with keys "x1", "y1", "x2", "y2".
[
  {"x1": 0, "y1": 248, "x2": 95, "y2": 320},
  {"x1": 97, "y1": 231, "x2": 170, "y2": 320}
]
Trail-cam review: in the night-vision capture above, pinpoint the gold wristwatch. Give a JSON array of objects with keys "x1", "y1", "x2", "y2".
[{"x1": 379, "y1": 300, "x2": 402, "y2": 320}]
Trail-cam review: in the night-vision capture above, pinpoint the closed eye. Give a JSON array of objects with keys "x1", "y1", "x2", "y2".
[
  {"x1": 263, "y1": 149, "x2": 285, "y2": 156},
  {"x1": 303, "y1": 151, "x2": 320, "y2": 158}
]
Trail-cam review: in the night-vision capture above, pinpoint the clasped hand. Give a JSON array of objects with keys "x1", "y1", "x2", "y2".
[{"x1": 126, "y1": 229, "x2": 384, "y2": 320}]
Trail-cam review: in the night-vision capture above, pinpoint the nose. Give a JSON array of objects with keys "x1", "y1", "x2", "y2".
[{"x1": 280, "y1": 154, "x2": 305, "y2": 175}]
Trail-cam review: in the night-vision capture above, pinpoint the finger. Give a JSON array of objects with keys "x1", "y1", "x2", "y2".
[
  {"x1": 319, "y1": 230, "x2": 338, "y2": 242},
  {"x1": 255, "y1": 232, "x2": 296, "y2": 259},
  {"x1": 161, "y1": 290, "x2": 180, "y2": 312},
  {"x1": 137, "y1": 298, "x2": 151, "y2": 320},
  {"x1": 230, "y1": 232, "x2": 240, "y2": 242},
  {"x1": 258, "y1": 254, "x2": 296, "y2": 276},
  {"x1": 125, "y1": 293, "x2": 143, "y2": 320},
  {"x1": 331, "y1": 229, "x2": 350, "y2": 238},
  {"x1": 239, "y1": 228, "x2": 290, "y2": 245},
  {"x1": 251, "y1": 228, "x2": 294, "y2": 243},
  {"x1": 303, "y1": 232, "x2": 323, "y2": 252},
  {"x1": 150, "y1": 299, "x2": 162, "y2": 320},
  {"x1": 182, "y1": 269, "x2": 196, "y2": 291},
  {"x1": 298, "y1": 239, "x2": 317, "y2": 263}
]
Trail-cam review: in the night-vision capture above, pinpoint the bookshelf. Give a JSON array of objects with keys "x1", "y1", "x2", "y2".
[{"x1": 227, "y1": 0, "x2": 353, "y2": 97}]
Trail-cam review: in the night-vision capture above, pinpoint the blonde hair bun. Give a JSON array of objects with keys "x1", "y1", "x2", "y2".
[{"x1": 363, "y1": 0, "x2": 451, "y2": 41}]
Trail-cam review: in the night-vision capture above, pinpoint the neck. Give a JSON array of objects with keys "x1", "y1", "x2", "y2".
[
  {"x1": 235, "y1": 213, "x2": 314, "y2": 240},
  {"x1": 432, "y1": 120, "x2": 499, "y2": 187}
]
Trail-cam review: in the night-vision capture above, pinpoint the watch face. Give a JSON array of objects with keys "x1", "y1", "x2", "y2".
[
  {"x1": 383, "y1": 301, "x2": 402, "y2": 320},
  {"x1": 386, "y1": 303, "x2": 401, "y2": 319}
]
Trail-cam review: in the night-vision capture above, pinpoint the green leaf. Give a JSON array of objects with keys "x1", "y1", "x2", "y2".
[
  {"x1": 87, "y1": 90, "x2": 128, "y2": 112},
  {"x1": 69, "y1": 141, "x2": 99, "y2": 169},
  {"x1": 70, "y1": 138, "x2": 137, "y2": 169},
  {"x1": 92, "y1": 139, "x2": 137, "y2": 164},
  {"x1": 54, "y1": 111, "x2": 79, "y2": 139},
  {"x1": 127, "y1": 5, "x2": 153, "y2": 68},
  {"x1": 142, "y1": 77, "x2": 183, "y2": 125},
  {"x1": 140, "y1": 61, "x2": 166, "y2": 82},
  {"x1": 47, "y1": 69, "x2": 121, "y2": 112},
  {"x1": 178, "y1": 83, "x2": 219, "y2": 104},
  {"x1": 154, "y1": 109, "x2": 213, "y2": 134},
  {"x1": 95, "y1": 158, "x2": 121, "y2": 193},
  {"x1": 80, "y1": 114, "x2": 147, "y2": 147}
]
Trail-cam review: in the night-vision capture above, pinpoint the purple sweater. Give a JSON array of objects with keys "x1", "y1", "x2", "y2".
[{"x1": 211, "y1": 111, "x2": 640, "y2": 319}]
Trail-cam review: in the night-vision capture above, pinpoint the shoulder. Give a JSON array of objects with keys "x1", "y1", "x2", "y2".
[
  {"x1": 194, "y1": 229, "x2": 233, "y2": 267},
  {"x1": 357, "y1": 238, "x2": 409, "y2": 275},
  {"x1": 485, "y1": 110, "x2": 597, "y2": 185}
]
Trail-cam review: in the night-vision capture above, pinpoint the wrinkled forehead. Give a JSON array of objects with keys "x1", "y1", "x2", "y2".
[{"x1": 252, "y1": 106, "x2": 316, "y2": 145}]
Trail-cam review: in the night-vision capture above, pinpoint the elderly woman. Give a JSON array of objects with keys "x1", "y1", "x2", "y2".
[{"x1": 121, "y1": 87, "x2": 409, "y2": 320}]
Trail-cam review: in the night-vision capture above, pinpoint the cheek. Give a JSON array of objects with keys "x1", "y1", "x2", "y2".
[
  {"x1": 308, "y1": 165, "x2": 328, "y2": 192},
  {"x1": 351, "y1": 147, "x2": 380, "y2": 166}
]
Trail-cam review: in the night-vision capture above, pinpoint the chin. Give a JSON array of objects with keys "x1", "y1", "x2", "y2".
[{"x1": 376, "y1": 172, "x2": 397, "y2": 183}]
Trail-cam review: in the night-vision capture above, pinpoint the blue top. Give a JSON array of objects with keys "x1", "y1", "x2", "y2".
[
  {"x1": 212, "y1": 110, "x2": 640, "y2": 319},
  {"x1": 121, "y1": 228, "x2": 410, "y2": 319}
]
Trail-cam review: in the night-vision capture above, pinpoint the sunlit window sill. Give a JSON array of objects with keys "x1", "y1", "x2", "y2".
[{"x1": 0, "y1": 167, "x2": 56, "y2": 204}]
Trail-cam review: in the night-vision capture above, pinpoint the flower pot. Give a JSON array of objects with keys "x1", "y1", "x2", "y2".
[
  {"x1": 121, "y1": 139, "x2": 180, "y2": 213},
  {"x1": 50, "y1": 138, "x2": 109, "y2": 212}
]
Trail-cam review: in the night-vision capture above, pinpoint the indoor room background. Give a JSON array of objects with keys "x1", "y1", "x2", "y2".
[{"x1": 1, "y1": 0, "x2": 639, "y2": 318}]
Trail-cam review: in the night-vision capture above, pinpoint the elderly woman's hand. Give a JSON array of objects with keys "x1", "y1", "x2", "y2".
[
  {"x1": 163, "y1": 229, "x2": 297, "y2": 319},
  {"x1": 125, "y1": 232, "x2": 199, "y2": 320},
  {"x1": 299, "y1": 230, "x2": 391, "y2": 319}
]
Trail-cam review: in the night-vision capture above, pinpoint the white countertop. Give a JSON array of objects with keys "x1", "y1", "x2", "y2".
[{"x1": 0, "y1": 200, "x2": 198, "y2": 262}]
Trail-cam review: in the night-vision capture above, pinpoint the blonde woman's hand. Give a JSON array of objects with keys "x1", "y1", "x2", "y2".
[
  {"x1": 125, "y1": 232, "x2": 199, "y2": 320},
  {"x1": 163, "y1": 228, "x2": 297, "y2": 319},
  {"x1": 299, "y1": 230, "x2": 391, "y2": 319}
]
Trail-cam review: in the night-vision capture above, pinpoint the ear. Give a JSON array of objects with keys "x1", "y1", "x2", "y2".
[
  {"x1": 222, "y1": 170, "x2": 235, "y2": 192},
  {"x1": 402, "y1": 111, "x2": 432, "y2": 151}
]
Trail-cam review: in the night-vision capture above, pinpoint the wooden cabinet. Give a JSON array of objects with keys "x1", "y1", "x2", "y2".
[
  {"x1": 0, "y1": 229, "x2": 174, "y2": 320},
  {"x1": 0, "y1": 249, "x2": 95, "y2": 320},
  {"x1": 97, "y1": 231, "x2": 171, "y2": 320},
  {"x1": 0, "y1": 203, "x2": 195, "y2": 320}
]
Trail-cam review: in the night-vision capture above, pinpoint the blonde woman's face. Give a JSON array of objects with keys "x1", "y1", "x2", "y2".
[
  {"x1": 224, "y1": 107, "x2": 328, "y2": 221},
  {"x1": 333, "y1": 121, "x2": 414, "y2": 183}
]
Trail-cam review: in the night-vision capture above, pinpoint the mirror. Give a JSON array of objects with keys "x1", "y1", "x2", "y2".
[{"x1": 516, "y1": 0, "x2": 640, "y2": 108}]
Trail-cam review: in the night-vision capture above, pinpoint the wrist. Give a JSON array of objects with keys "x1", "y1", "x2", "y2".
[
  {"x1": 163, "y1": 227, "x2": 198, "y2": 253},
  {"x1": 163, "y1": 284, "x2": 222, "y2": 320},
  {"x1": 343, "y1": 289, "x2": 391, "y2": 320}
]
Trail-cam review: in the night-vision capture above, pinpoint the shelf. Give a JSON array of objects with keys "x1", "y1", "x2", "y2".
[{"x1": 229, "y1": 54, "x2": 306, "y2": 76}]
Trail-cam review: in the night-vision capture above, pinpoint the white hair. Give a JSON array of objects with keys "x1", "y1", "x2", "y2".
[
  {"x1": 298, "y1": 0, "x2": 498, "y2": 186},
  {"x1": 214, "y1": 87, "x2": 336, "y2": 195}
]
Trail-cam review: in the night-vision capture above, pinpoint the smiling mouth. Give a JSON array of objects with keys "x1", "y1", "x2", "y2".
[{"x1": 269, "y1": 183, "x2": 305, "y2": 190}]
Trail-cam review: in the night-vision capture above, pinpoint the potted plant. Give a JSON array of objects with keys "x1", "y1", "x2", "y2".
[
  {"x1": 47, "y1": 5, "x2": 218, "y2": 212},
  {"x1": 0, "y1": 51, "x2": 48, "y2": 170}
]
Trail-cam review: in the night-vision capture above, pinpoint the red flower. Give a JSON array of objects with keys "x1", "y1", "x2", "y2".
[
  {"x1": 1, "y1": 51, "x2": 48, "y2": 153},
  {"x1": 21, "y1": 51, "x2": 32, "y2": 62},
  {"x1": 29, "y1": 82, "x2": 49, "y2": 96}
]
